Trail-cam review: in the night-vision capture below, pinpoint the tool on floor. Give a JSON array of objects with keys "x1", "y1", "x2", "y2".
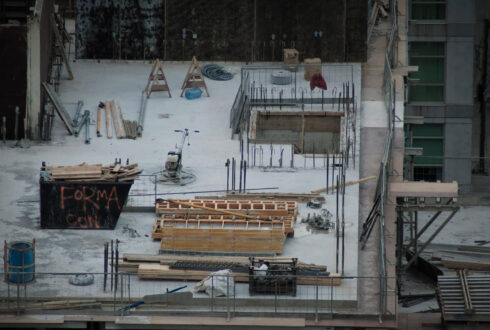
[{"x1": 159, "y1": 128, "x2": 199, "y2": 184}]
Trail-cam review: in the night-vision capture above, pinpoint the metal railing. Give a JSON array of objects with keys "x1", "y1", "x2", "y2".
[
  {"x1": 0, "y1": 272, "x2": 395, "y2": 320},
  {"x1": 377, "y1": 0, "x2": 398, "y2": 318}
]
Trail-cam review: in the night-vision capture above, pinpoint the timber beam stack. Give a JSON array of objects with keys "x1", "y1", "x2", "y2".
[
  {"x1": 45, "y1": 162, "x2": 142, "y2": 182},
  {"x1": 119, "y1": 254, "x2": 341, "y2": 286},
  {"x1": 153, "y1": 199, "x2": 298, "y2": 254}
]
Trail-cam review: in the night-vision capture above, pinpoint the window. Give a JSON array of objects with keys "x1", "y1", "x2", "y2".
[
  {"x1": 411, "y1": 0, "x2": 446, "y2": 20},
  {"x1": 405, "y1": 124, "x2": 444, "y2": 182},
  {"x1": 408, "y1": 42, "x2": 445, "y2": 103}
]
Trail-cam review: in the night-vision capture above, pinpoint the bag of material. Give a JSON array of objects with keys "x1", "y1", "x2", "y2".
[{"x1": 194, "y1": 269, "x2": 235, "y2": 297}]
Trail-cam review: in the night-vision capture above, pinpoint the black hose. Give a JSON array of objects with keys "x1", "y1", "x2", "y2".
[{"x1": 201, "y1": 64, "x2": 234, "y2": 81}]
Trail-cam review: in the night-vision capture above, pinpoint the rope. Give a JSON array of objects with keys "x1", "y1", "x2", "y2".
[{"x1": 201, "y1": 64, "x2": 234, "y2": 81}]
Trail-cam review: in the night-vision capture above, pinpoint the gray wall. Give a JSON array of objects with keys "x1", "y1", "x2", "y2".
[{"x1": 406, "y1": 0, "x2": 475, "y2": 193}]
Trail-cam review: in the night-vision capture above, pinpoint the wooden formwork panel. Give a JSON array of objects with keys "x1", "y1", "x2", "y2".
[
  {"x1": 159, "y1": 227, "x2": 285, "y2": 254},
  {"x1": 152, "y1": 218, "x2": 291, "y2": 239},
  {"x1": 155, "y1": 199, "x2": 297, "y2": 217}
]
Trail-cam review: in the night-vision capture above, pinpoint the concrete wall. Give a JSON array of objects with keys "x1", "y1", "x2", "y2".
[
  {"x1": 76, "y1": 0, "x2": 367, "y2": 62},
  {"x1": 26, "y1": 0, "x2": 54, "y2": 139},
  {"x1": 406, "y1": 0, "x2": 475, "y2": 193},
  {"x1": 0, "y1": 25, "x2": 27, "y2": 139},
  {"x1": 252, "y1": 112, "x2": 341, "y2": 153}
]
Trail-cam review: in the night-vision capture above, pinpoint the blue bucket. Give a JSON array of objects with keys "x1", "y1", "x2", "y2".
[
  {"x1": 8, "y1": 241, "x2": 35, "y2": 283},
  {"x1": 185, "y1": 88, "x2": 202, "y2": 100}
]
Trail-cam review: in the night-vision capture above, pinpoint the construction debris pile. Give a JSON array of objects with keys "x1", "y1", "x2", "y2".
[
  {"x1": 42, "y1": 162, "x2": 142, "y2": 182},
  {"x1": 153, "y1": 199, "x2": 297, "y2": 255}
]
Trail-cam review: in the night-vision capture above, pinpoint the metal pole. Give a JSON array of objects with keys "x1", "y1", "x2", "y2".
[
  {"x1": 84, "y1": 114, "x2": 91, "y2": 144},
  {"x1": 211, "y1": 275, "x2": 214, "y2": 312},
  {"x1": 239, "y1": 160, "x2": 243, "y2": 193},
  {"x1": 226, "y1": 159, "x2": 230, "y2": 193},
  {"x1": 14, "y1": 106, "x2": 19, "y2": 141},
  {"x1": 226, "y1": 274, "x2": 230, "y2": 321},
  {"x1": 111, "y1": 240, "x2": 114, "y2": 291},
  {"x1": 2, "y1": 116, "x2": 6, "y2": 143},
  {"x1": 115, "y1": 240, "x2": 119, "y2": 291},
  {"x1": 243, "y1": 161, "x2": 247, "y2": 192},
  {"x1": 120, "y1": 273, "x2": 124, "y2": 316},
  {"x1": 104, "y1": 242, "x2": 108, "y2": 291},
  {"x1": 336, "y1": 175, "x2": 339, "y2": 274},
  {"x1": 326, "y1": 153, "x2": 329, "y2": 194},
  {"x1": 315, "y1": 276, "x2": 319, "y2": 323}
]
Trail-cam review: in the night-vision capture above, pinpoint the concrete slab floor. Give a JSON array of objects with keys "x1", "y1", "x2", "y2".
[{"x1": 0, "y1": 59, "x2": 367, "y2": 310}]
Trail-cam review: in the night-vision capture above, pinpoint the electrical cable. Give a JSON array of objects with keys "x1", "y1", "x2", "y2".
[{"x1": 201, "y1": 64, "x2": 234, "y2": 81}]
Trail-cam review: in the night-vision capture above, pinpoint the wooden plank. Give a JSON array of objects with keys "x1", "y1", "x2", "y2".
[
  {"x1": 110, "y1": 101, "x2": 123, "y2": 139},
  {"x1": 389, "y1": 181, "x2": 458, "y2": 198},
  {"x1": 42, "y1": 82, "x2": 75, "y2": 135},
  {"x1": 116, "y1": 102, "x2": 127, "y2": 138},
  {"x1": 137, "y1": 264, "x2": 340, "y2": 286},
  {"x1": 105, "y1": 101, "x2": 112, "y2": 138},
  {"x1": 311, "y1": 175, "x2": 377, "y2": 194},
  {"x1": 197, "y1": 193, "x2": 325, "y2": 202}
]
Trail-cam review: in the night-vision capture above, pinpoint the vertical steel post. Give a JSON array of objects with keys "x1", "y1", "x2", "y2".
[
  {"x1": 336, "y1": 175, "x2": 339, "y2": 273},
  {"x1": 243, "y1": 161, "x2": 247, "y2": 192},
  {"x1": 315, "y1": 276, "x2": 319, "y2": 322},
  {"x1": 14, "y1": 106, "x2": 19, "y2": 141},
  {"x1": 226, "y1": 274, "x2": 230, "y2": 321},
  {"x1": 239, "y1": 160, "x2": 243, "y2": 193},
  {"x1": 211, "y1": 275, "x2": 214, "y2": 312}
]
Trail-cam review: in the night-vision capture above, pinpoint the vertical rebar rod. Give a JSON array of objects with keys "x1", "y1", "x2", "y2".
[
  {"x1": 115, "y1": 240, "x2": 119, "y2": 291},
  {"x1": 239, "y1": 160, "x2": 243, "y2": 193},
  {"x1": 231, "y1": 158, "x2": 235, "y2": 191},
  {"x1": 243, "y1": 161, "x2": 247, "y2": 192},
  {"x1": 104, "y1": 242, "x2": 108, "y2": 292},
  {"x1": 326, "y1": 153, "x2": 329, "y2": 194},
  {"x1": 226, "y1": 159, "x2": 230, "y2": 193},
  {"x1": 313, "y1": 143, "x2": 315, "y2": 169},
  {"x1": 336, "y1": 175, "x2": 339, "y2": 274},
  {"x1": 110, "y1": 240, "x2": 114, "y2": 291}
]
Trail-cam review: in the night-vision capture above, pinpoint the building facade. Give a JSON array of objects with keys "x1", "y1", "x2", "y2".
[{"x1": 405, "y1": 0, "x2": 474, "y2": 193}]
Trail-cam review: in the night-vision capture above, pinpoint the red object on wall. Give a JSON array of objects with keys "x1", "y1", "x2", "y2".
[{"x1": 310, "y1": 73, "x2": 327, "y2": 91}]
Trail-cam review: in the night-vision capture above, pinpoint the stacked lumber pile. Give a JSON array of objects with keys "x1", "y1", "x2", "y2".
[
  {"x1": 98, "y1": 100, "x2": 138, "y2": 139},
  {"x1": 46, "y1": 162, "x2": 142, "y2": 182},
  {"x1": 157, "y1": 218, "x2": 286, "y2": 254},
  {"x1": 153, "y1": 199, "x2": 298, "y2": 254},
  {"x1": 121, "y1": 254, "x2": 340, "y2": 286}
]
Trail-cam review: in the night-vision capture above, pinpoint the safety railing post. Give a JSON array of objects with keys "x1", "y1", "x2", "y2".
[
  {"x1": 211, "y1": 275, "x2": 214, "y2": 312},
  {"x1": 226, "y1": 274, "x2": 230, "y2": 321},
  {"x1": 120, "y1": 273, "x2": 124, "y2": 316},
  {"x1": 315, "y1": 275, "x2": 319, "y2": 322}
]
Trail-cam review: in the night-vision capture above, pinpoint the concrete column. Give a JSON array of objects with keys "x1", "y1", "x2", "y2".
[{"x1": 26, "y1": 15, "x2": 41, "y2": 139}]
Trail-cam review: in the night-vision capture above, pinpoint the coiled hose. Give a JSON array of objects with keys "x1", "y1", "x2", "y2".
[{"x1": 201, "y1": 64, "x2": 234, "y2": 81}]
